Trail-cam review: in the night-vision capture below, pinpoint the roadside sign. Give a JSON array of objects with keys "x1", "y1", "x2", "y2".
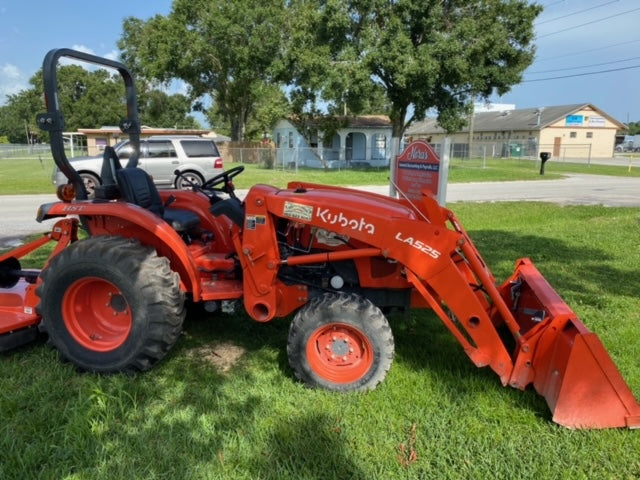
[{"x1": 395, "y1": 139, "x2": 448, "y2": 205}]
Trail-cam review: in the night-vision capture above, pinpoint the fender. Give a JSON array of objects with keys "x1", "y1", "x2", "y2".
[
  {"x1": 158, "y1": 190, "x2": 236, "y2": 253},
  {"x1": 37, "y1": 200, "x2": 203, "y2": 300}
]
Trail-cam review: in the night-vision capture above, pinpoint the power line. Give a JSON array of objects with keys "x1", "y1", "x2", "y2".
[
  {"x1": 523, "y1": 64, "x2": 640, "y2": 82},
  {"x1": 536, "y1": 0, "x2": 619, "y2": 25},
  {"x1": 528, "y1": 55, "x2": 640, "y2": 74},
  {"x1": 541, "y1": 0, "x2": 566, "y2": 8},
  {"x1": 538, "y1": 6, "x2": 640, "y2": 38},
  {"x1": 535, "y1": 38, "x2": 640, "y2": 62}
]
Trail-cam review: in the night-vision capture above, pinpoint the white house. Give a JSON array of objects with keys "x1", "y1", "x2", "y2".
[{"x1": 273, "y1": 115, "x2": 393, "y2": 168}]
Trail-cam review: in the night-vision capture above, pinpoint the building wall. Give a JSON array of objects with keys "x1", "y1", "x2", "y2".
[
  {"x1": 273, "y1": 119, "x2": 393, "y2": 168},
  {"x1": 538, "y1": 106, "x2": 618, "y2": 158},
  {"x1": 407, "y1": 105, "x2": 621, "y2": 159}
]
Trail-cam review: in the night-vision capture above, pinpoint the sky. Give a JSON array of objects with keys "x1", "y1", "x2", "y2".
[
  {"x1": 1, "y1": 0, "x2": 639, "y2": 125},
  {"x1": 491, "y1": 0, "x2": 640, "y2": 123}
]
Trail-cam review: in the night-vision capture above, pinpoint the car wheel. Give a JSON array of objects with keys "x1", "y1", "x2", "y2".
[
  {"x1": 80, "y1": 172, "x2": 100, "y2": 199},
  {"x1": 175, "y1": 171, "x2": 204, "y2": 190}
]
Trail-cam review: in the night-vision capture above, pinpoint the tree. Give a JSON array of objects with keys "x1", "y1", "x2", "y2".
[
  {"x1": 626, "y1": 121, "x2": 640, "y2": 135},
  {"x1": 51, "y1": 65, "x2": 126, "y2": 131},
  {"x1": 283, "y1": 0, "x2": 542, "y2": 159},
  {"x1": 0, "y1": 88, "x2": 41, "y2": 143},
  {"x1": 138, "y1": 89, "x2": 202, "y2": 129},
  {"x1": 0, "y1": 65, "x2": 129, "y2": 142},
  {"x1": 244, "y1": 83, "x2": 290, "y2": 140},
  {"x1": 118, "y1": 0, "x2": 288, "y2": 141},
  {"x1": 0, "y1": 64, "x2": 205, "y2": 143}
]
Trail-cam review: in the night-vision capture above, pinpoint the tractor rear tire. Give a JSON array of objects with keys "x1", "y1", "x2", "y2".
[
  {"x1": 36, "y1": 236, "x2": 185, "y2": 373},
  {"x1": 287, "y1": 292, "x2": 394, "y2": 391}
]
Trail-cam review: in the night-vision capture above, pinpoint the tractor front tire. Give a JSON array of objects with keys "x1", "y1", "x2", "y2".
[
  {"x1": 287, "y1": 292, "x2": 394, "y2": 392},
  {"x1": 37, "y1": 236, "x2": 185, "y2": 373}
]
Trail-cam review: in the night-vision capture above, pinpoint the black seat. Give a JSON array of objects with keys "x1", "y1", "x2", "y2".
[
  {"x1": 116, "y1": 167, "x2": 200, "y2": 232},
  {"x1": 94, "y1": 146, "x2": 122, "y2": 200},
  {"x1": 210, "y1": 197, "x2": 245, "y2": 228}
]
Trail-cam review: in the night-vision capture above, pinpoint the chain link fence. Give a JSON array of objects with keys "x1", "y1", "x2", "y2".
[
  {"x1": 0, "y1": 143, "x2": 88, "y2": 159},
  {"x1": 221, "y1": 145, "x2": 392, "y2": 171},
  {"x1": 430, "y1": 141, "x2": 593, "y2": 163},
  {"x1": 2, "y1": 140, "x2": 596, "y2": 171}
]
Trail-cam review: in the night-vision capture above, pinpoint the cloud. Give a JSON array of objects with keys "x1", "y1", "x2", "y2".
[
  {"x1": 58, "y1": 44, "x2": 96, "y2": 67},
  {"x1": 104, "y1": 50, "x2": 120, "y2": 62},
  {"x1": 0, "y1": 63, "x2": 28, "y2": 104},
  {"x1": 57, "y1": 46, "x2": 122, "y2": 72}
]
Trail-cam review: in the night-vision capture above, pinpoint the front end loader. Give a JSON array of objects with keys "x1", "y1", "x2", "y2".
[
  {"x1": 1, "y1": 48, "x2": 638, "y2": 429},
  {"x1": 234, "y1": 181, "x2": 640, "y2": 429}
]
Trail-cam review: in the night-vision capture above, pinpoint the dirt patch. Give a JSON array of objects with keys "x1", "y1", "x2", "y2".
[{"x1": 187, "y1": 342, "x2": 246, "y2": 373}]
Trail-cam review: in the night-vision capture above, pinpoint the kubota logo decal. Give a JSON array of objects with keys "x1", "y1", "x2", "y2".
[
  {"x1": 395, "y1": 232, "x2": 441, "y2": 259},
  {"x1": 317, "y1": 208, "x2": 375, "y2": 235}
]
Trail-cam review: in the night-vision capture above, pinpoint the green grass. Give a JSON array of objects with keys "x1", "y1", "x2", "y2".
[
  {"x1": 2, "y1": 153, "x2": 640, "y2": 194},
  {"x1": 2, "y1": 203, "x2": 639, "y2": 479},
  {"x1": 0, "y1": 156, "x2": 57, "y2": 194}
]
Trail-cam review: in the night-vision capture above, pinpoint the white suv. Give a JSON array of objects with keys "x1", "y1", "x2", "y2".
[{"x1": 53, "y1": 135, "x2": 224, "y2": 197}]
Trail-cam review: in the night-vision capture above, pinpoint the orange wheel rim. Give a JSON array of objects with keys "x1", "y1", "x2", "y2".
[
  {"x1": 306, "y1": 323, "x2": 373, "y2": 384},
  {"x1": 62, "y1": 277, "x2": 132, "y2": 352}
]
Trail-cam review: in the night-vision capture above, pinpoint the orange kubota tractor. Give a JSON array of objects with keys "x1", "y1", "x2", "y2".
[{"x1": 1, "y1": 49, "x2": 639, "y2": 429}]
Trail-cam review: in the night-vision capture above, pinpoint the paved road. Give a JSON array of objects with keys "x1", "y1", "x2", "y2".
[{"x1": 1, "y1": 173, "x2": 639, "y2": 248}]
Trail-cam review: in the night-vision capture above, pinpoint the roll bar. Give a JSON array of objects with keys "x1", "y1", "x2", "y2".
[{"x1": 36, "y1": 48, "x2": 141, "y2": 200}]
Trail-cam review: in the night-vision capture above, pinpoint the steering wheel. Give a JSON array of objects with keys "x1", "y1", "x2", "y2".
[{"x1": 201, "y1": 165, "x2": 245, "y2": 199}]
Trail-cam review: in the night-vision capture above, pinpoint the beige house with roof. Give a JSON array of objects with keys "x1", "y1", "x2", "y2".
[
  {"x1": 75, "y1": 127, "x2": 228, "y2": 156},
  {"x1": 405, "y1": 104, "x2": 625, "y2": 159}
]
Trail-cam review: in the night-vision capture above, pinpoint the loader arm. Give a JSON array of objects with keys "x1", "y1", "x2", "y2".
[{"x1": 238, "y1": 183, "x2": 640, "y2": 429}]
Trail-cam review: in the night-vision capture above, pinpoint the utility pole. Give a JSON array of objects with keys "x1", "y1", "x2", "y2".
[{"x1": 467, "y1": 99, "x2": 475, "y2": 159}]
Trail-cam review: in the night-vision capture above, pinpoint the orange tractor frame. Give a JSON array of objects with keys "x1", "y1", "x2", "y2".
[{"x1": 1, "y1": 49, "x2": 638, "y2": 429}]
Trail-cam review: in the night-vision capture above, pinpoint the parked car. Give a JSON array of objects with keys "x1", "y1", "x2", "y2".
[{"x1": 53, "y1": 135, "x2": 224, "y2": 197}]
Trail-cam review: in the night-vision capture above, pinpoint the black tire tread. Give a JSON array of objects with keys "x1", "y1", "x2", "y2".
[
  {"x1": 287, "y1": 292, "x2": 394, "y2": 392},
  {"x1": 36, "y1": 236, "x2": 185, "y2": 373}
]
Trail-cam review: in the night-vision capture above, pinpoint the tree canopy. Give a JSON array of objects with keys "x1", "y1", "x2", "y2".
[
  {"x1": 282, "y1": 0, "x2": 542, "y2": 139},
  {"x1": 0, "y1": 64, "x2": 202, "y2": 144},
  {"x1": 118, "y1": 0, "x2": 541, "y2": 144},
  {"x1": 625, "y1": 121, "x2": 640, "y2": 135},
  {"x1": 119, "y1": 0, "x2": 288, "y2": 141},
  {"x1": 1, "y1": 0, "x2": 544, "y2": 146}
]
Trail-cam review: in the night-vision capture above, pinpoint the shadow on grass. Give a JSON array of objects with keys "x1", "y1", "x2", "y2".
[
  {"x1": 245, "y1": 413, "x2": 366, "y2": 479},
  {"x1": 0, "y1": 309, "x2": 366, "y2": 478},
  {"x1": 390, "y1": 312, "x2": 552, "y2": 425}
]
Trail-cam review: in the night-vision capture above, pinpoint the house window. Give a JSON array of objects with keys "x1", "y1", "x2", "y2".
[
  {"x1": 288, "y1": 132, "x2": 294, "y2": 148},
  {"x1": 371, "y1": 133, "x2": 387, "y2": 160},
  {"x1": 586, "y1": 132, "x2": 593, "y2": 138},
  {"x1": 276, "y1": 133, "x2": 281, "y2": 147},
  {"x1": 569, "y1": 131, "x2": 577, "y2": 138}
]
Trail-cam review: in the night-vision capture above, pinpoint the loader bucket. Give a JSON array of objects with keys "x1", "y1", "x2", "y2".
[{"x1": 500, "y1": 259, "x2": 640, "y2": 429}]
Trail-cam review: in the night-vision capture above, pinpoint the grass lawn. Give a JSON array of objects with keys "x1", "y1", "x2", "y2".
[
  {"x1": 1, "y1": 202, "x2": 639, "y2": 479},
  {"x1": 2, "y1": 153, "x2": 640, "y2": 194}
]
